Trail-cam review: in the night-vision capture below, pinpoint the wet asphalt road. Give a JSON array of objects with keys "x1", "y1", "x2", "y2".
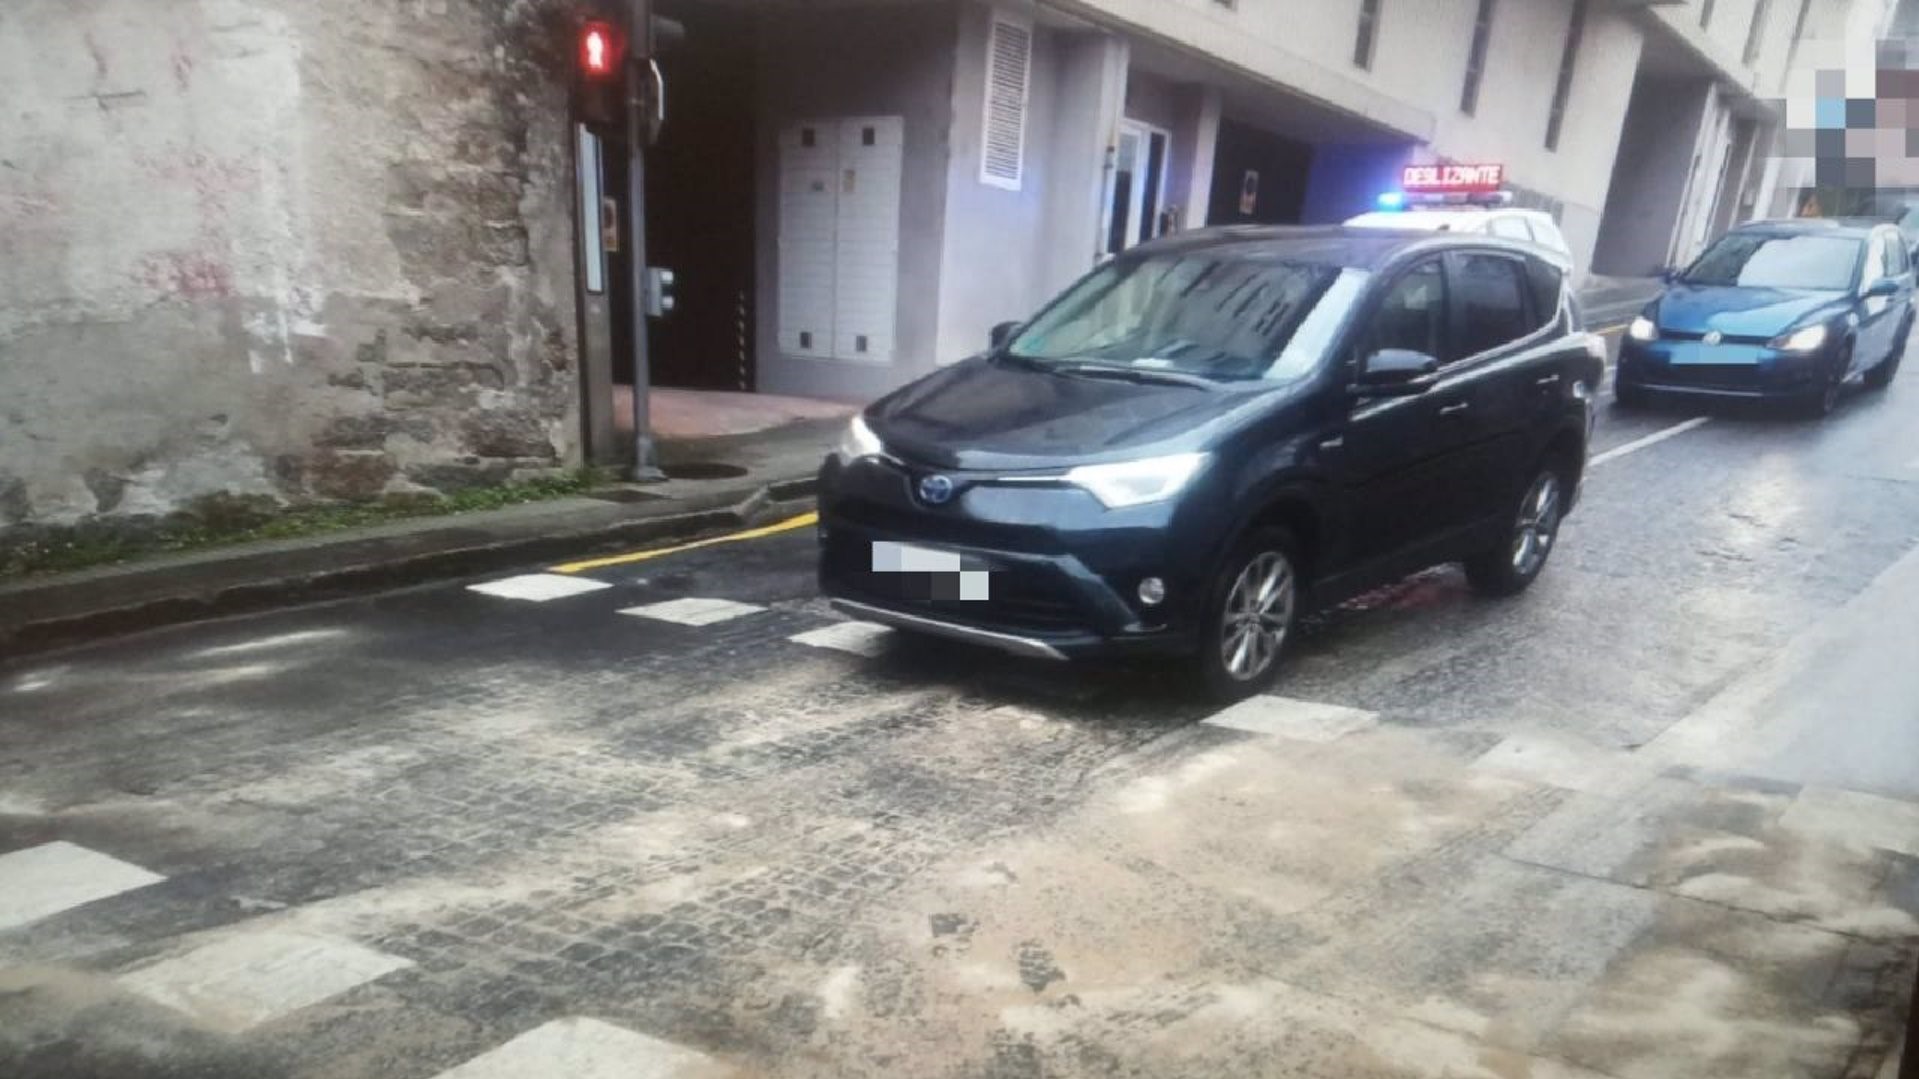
[{"x1": 2, "y1": 338, "x2": 1918, "y2": 1079}]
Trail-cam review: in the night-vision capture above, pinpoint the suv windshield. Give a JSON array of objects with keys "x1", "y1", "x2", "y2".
[
  {"x1": 1006, "y1": 252, "x2": 1365, "y2": 382},
  {"x1": 1682, "y1": 232, "x2": 1862, "y2": 291}
]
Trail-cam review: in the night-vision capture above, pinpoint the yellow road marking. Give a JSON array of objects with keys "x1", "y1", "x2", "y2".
[
  {"x1": 551, "y1": 511, "x2": 819, "y2": 574},
  {"x1": 1596, "y1": 324, "x2": 1628, "y2": 336}
]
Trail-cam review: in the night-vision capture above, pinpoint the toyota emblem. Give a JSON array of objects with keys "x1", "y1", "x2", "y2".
[
  {"x1": 917, "y1": 474, "x2": 957, "y2": 505},
  {"x1": 1703, "y1": 330, "x2": 1723, "y2": 345}
]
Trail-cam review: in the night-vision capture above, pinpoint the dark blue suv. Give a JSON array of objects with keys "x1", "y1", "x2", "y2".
[
  {"x1": 1617, "y1": 220, "x2": 1914, "y2": 417},
  {"x1": 817, "y1": 227, "x2": 1605, "y2": 699}
]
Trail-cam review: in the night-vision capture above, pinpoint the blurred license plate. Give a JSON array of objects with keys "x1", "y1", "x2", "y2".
[{"x1": 871, "y1": 541, "x2": 990, "y2": 600}]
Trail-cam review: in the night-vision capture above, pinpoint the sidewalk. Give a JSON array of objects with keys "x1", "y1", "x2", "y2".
[{"x1": 0, "y1": 416, "x2": 842, "y2": 660}]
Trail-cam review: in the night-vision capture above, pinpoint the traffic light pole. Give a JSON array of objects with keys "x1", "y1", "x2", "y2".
[{"x1": 624, "y1": 0, "x2": 665, "y2": 482}]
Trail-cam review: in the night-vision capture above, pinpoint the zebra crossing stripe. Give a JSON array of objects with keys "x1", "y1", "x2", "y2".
[{"x1": 430, "y1": 1017, "x2": 734, "y2": 1079}]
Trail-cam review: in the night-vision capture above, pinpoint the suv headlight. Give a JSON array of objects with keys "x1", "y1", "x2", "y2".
[
  {"x1": 1770, "y1": 324, "x2": 1829, "y2": 353},
  {"x1": 1627, "y1": 316, "x2": 1658, "y2": 343},
  {"x1": 836, "y1": 414, "x2": 883, "y2": 462},
  {"x1": 1065, "y1": 453, "x2": 1208, "y2": 509}
]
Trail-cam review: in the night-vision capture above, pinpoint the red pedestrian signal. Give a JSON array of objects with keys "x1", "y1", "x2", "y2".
[
  {"x1": 580, "y1": 21, "x2": 623, "y2": 78},
  {"x1": 576, "y1": 19, "x2": 627, "y2": 133}
]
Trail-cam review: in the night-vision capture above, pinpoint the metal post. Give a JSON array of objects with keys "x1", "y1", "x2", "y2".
[{"x1": 625, "y1": 0, "x2": 665, "y2": 481}]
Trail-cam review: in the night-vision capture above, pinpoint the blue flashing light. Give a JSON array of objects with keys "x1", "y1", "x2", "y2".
[{"x1": 1376, "y1": 191, "x2": 1406, "y2": 211}]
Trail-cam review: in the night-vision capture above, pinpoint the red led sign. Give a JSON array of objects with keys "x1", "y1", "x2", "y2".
[{"x1": 1401, "y1": 163, "x2": 1505, "y2": 193}]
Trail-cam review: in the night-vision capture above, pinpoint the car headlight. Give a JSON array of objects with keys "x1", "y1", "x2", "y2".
[
  {"x1": 1065, "y1": 453, "x2": 1208, "y2": 509},
  {"x1": 1627, "y1": 316, "x2": 1658, "y2": 343},
  {"x1": 1770, "y1": 324, "x2": 1829, "y2": 352},
  {"x1": 836, "y1": 414, "x2": 884, "y2": 462}
]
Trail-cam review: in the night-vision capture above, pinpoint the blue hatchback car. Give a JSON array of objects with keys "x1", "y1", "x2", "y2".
[{"x1": 1616, "y1": 220, "x2": 1914, "y2": 417}]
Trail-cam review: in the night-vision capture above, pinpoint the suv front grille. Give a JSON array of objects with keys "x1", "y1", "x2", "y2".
[{"x1": 822, "y1": 537, "x2": 1085, "y2": 634}]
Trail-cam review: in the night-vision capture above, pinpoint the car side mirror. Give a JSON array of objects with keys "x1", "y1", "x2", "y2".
[
  {"x1": 989, "y1": 321, "x2": 1020, "y2": 351},
  {"x1": 1866, "y1": 277, "x2": 1901, "y2": 298},
  {"x1": 1354, "y1": 349, "x2": 1439, "y2": 397},
  {"x1": 1658, "y1": 266, "x2": 1680, "y2": 284}
]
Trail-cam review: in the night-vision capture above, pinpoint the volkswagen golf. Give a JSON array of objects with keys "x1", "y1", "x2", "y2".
[{"x1": 816, "y1": 227, "x2": 1607, "y2": 700}]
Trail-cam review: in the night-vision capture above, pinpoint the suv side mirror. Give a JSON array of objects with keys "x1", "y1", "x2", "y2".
[
  {"x1": 1355, "y1": 349, "x2": 1439, "y2": 397},
  {"x1": 1866, "y1": 277, "x2": 1901, "y2": 298},
  {"x1": 989, "y1": 321, "x2": 1020, "y2": 351}
]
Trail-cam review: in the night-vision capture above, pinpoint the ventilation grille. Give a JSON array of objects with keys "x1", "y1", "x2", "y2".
[{"x1": 980, "y1": 15, "x2": 1032, "y2": 190}]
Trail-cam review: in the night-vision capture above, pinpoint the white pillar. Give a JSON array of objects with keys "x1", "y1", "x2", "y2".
[{"x1": 1183, "y1": 86, "x2": 1223, "y2": 231}]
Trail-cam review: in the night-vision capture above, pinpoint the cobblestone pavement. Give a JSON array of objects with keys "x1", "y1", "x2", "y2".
[{"x1": 3, "y1": 377, "x2": 1919, "y2": 1078}]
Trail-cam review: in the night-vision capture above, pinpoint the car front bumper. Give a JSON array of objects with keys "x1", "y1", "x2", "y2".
[
  {"x1": 1616, "y1": 337, "x2": 1831, "y2": 400},
  {"x1": 815, "y1": 457, "x2": 1210, "y2": 661}
]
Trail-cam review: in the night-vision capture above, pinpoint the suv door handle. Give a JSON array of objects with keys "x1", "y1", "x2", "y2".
[
  {"x1": 1534, "y1": 374, "x2": 1561, "y2": 388},
  {"x1": 1437, "y1": 401, "x2": 1471, "y2": 417}
]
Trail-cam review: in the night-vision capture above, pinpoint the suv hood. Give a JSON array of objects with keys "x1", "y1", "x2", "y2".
[
  {"x1": 867, "y1": 357, "x2": 1267, "y2": 470},
  {"x1": 1657, "y1": 283, "x2": 1851, "y2": 338}
]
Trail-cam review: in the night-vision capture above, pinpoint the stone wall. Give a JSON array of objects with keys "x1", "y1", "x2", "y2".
[{"x1": 0, "y1": 0, "x2": 582, "y2": 533}]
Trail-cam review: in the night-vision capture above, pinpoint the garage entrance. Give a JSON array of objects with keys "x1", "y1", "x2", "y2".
[{"x1": 1207, "y1": 118, "x2": 1313, "y2": 226}]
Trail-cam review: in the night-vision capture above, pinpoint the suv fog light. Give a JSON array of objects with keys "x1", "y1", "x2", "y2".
[{"x1": 1138, "y1": 577, "x2": 1166, "y2": 606}]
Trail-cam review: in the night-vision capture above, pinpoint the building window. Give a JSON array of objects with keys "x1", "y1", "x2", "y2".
[
  {"x1": 1744, "y1": 0, "x2": 1772, "y2": 64},
  {"x1": 1461, "y1": 0, "x2": 1496, "y2": 115},
  {"x1": 1700, "y1": 0, "x2": 1716, "y2": 29},
  {"x1": 980, "y1": 14, "x2": 1033, "y2": 190},
  {"x1": 1544, "y1": 0, "x2": 1588, "y2": 151},
  {"x1": 1354, "y1": 0, "x2": 1382, "y2": 70}
]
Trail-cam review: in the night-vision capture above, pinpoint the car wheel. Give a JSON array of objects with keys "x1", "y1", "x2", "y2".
[
  {"x1": 1196, "y1": 528, "x2": 1300, "y2": 703},
  {"x1": 1797, "y1": 342, "x2": 1850, "y2": 419},
  {"x1": 1465, "y1": 464, "x2": 1566, "y2": 598},
  {"x1": 1864, "y1": 321, "x2": 1907, "y2": 391}
]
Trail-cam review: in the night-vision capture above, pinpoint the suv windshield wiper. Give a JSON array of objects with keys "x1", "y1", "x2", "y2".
[{"x1": 1052, "y1": 361, "x2": 1217, "y2": 391}]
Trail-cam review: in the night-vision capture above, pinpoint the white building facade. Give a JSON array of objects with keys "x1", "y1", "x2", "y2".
[{"x1": 627, "y1": 0, "x2": 1845, "y2": 412}]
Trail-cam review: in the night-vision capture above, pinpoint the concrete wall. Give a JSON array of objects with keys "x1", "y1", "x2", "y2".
[
  {"x1": 752, "y1": 3, "x2": 957, "y2": 400},
  {"x1": 933, "y1": 5, "x2": 1063, "y2": 364},
  {"x1": 935, "y1": 7, "x2": 1127, "y2": 360},
  {"x1": 0, "y1": 0, "x2": 581, "y2": 531},
  {"x1": 1594, "y1": 76, "x2": 1715, "y2": 276}
]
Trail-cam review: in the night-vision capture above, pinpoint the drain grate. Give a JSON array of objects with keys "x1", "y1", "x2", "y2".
[{"x1": 662, "y1": 462, "x2": 750, "y2": 481}]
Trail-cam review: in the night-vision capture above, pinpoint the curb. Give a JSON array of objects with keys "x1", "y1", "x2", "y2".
[{"x1": 0, "y1": 478, "x2": 818, "y2": 661}]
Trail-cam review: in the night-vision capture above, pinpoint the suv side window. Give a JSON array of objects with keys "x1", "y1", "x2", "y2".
[
  {"x1": 1367, "y1": 259, "x2": 1450, "y2": 363},
  {"x1": 1887, "y1": 231, "x2": 1910, "y2": 276},
  {"x1": 1522, "y1": 256, "x2": 1566, "y2": 328},
  {"x1": 1447, "y1": 251, "x2": 1537, "y2": 358}
]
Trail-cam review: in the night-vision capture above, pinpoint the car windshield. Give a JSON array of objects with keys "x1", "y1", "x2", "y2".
[
  {"x1": 1681, "y1": 233, "x2": 1862, "y2": 291},
  {"x1": 1005, "y1": 252, "x2": 1364, "y2": 383}
]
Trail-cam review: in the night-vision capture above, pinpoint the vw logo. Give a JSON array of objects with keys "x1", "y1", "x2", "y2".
[
  {"x1": 1703, "y1": 330, "x2": 1724, "y2": 345},
  {"x1": 917, "y1": 474, "x2": 957, "y2": 506}
]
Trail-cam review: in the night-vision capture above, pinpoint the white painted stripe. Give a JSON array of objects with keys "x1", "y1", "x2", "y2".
[
  {"x1": 620, "y1": 597, "x2": 766, "y2": 626},
  {"x1": 1588, "y1": 416, "x2": 1711, "y2": 467},
  {"x1": 789, "y1": 621, "x2": 893, "y2": 657},
  {"x1": 119, "y1": 930, "x2": 412, "y2": 1032},
  {"x1": 1202, "y1": 695, "x2": 1378, "y2": 743},
  {"x1": 0, "y1": 841, "x2": 165, "y2": 931},
  {"x1": 431, "y1": 1017, "x2": 733, "y2": 1079},
  {"x1": 467, "y1": 573, "x2": 613, "y2": 602}
]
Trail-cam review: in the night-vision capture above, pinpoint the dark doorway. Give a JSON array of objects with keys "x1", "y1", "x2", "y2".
[
  {"x1": 1207, "y1": 119, "x2": 1313, "y2": 227},
  {"x1": 641, "y1": 0, "x2": 758, "y2": 390}
]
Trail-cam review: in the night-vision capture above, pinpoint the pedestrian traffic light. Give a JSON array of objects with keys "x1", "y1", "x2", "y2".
[{"x1": 577, "y1": 18, "x2": 627, "y2": 133}]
